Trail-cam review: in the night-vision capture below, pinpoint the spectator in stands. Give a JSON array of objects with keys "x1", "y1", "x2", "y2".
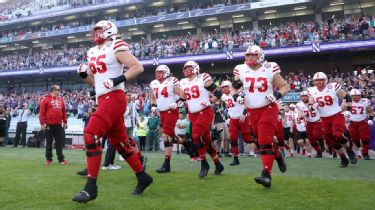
[
  {"x1": 39, "y1": 85, "x2": 69, "y2": 165},
  {"x1": 12, "y1": 103, "x2": 31, "y2": 147}
]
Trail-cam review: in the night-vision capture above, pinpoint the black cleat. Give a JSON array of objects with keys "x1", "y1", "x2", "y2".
[
  {"x1": 275, "y1": 155, "x2": 287, "y2": 173},
  {"x1": 347, "y1": 150, "x2": 358, "y2": 164},
  {"x1": 255, "y1": 170, "x2": 272, "y2": 188},
  {"x1": 363, "y1": 154, "x2": 371, "y2": 160},
  {"x1": 131, "y1": 171, "x2": 153, "y2": 195},
  {"x1": 76, "y1": 168, "x2": 88, "y2": 177},
  {"x1": 156, "y1": 162, "x2": 170, "y2": 173},
  {"x1": 339, "y1": 157, "x2": 349, "y2": 168},
  {"x1": 229, "y1": 156, "x2": 240, "y2": 166},
  {"x1": 214, "y1": 162, "x2": 224, "y2": 175},
  {"x1": 198, "y1": 160, "x2": 210, "y2": 178},
  {"x1": 72, "y1": 178, "x2": 97, "y2": 203},
  {"x1": 140, "y1": 155, "x2": 147, "y2": 171},
  {"x1": 315, "y1": 151, "x2": 322, "y2": 158},
  {"x1": 224, "y1": 152, "x2": 232, "y2": 157}
]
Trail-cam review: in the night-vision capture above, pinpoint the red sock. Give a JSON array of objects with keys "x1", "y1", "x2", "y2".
[
  {"x1": 232, "y1": 145, "x2": 239, "y2": 157},
  {"x1": 313, "y1": 144, "x2": 321, "y2": 153},
  {"x1": 362, "y1": 144, "x2": 369, "y2": 155},
  {"x1": 261, "y1": 154, "x2": 275, "y2": 174},
  {"x1": 165, "y1": 154, "x2": 171, "y2": 160},
  {"x1": 86, "y1": 149, "x2": 102, "y2": 178},
  {"x1": 197, "y1": 147, "x2": 206, "y2": 160},
  {"x1": 125, "y1": 151, "x2": 143, "y2": 173}
]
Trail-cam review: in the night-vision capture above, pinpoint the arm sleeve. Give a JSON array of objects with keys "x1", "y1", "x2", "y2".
[
  {"x1": 39, "y1": 99, "x2": 46, "y2": 125},
  {"x1": 113, "y1": 39, "x2": 130, "y2": 54},
  {"x1": 202, "y1": 73, "x2": 212, "y2": 82},
  {"x1": 272, "y1": 63, "x2": 281, "y2": 76}
]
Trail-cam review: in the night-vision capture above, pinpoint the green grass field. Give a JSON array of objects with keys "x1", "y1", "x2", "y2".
[{"x1": 1, "y1": 147, "x2": 375, "y2": 210}]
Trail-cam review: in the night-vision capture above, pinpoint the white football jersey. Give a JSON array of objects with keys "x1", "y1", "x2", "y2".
[
  {"x1": 350, "y1": 98, "x2": 370, "y2": 122},
  {"x1": 308, "y1": 82, "x2": 342, "y2": 117},
  {"x1": 233, "y1": 62, "x2": 280, "y2": 109},
  {"x1": 87, "y1": 38, "x2": 129, "y2": 97},
  {"x1": 294, "y1": 112, "x2": 306, "y2": 132},
  {"x1": 180, "y1": 73, "x2": 212, "y2": 113},
  {"x1": 221, "y1": 93, "x2": 245, "y2": 119},
  {"x1": 283, "y1": 110, "x2": 294, "y2": 128},
  {"x1": 150, "y1": 77, "x2": 179, "y2": 112},
  {"x1": 296, "y1": 101, "x2": 320, "y2": 122}
]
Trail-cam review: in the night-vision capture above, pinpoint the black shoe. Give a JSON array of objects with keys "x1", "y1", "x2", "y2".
[
  {"x1": 214, "y1": 161, "x2": 224, "y2": 175},
  {"x1": 363, "y1": 154, "x2": 371, "y2": 160},
  {"x1": 254, "y1": 170, "x2": 272, "y2": 188},
  {"x1": 340, "y1": 157, "x2": 349, "y2": 168},
  {"x1": 229, "y1": 156, "x2": 240, "y2": 166},
  {"x1": 333, "y1": 152, "x2": 337, "y2": 159},
  {"x1": 199, "y1": 160, "x2": 210, "y2": 178},
  {"x1": 315, "y1": 151, "x2": 322, "y2": 158},
  {"x1": 224, "y1": 153, "x2": 232, "y2": 157},
  {"x1": 72, "y1": 178, "x2": 97, "y2": 203},
  {"x1": 217, "y1": 154, "x2": 222, "y2": 158},
  {"x1": 347, "y1": 150, "x2": 358, "y2": 164},
  {"x1": 140, "y1": 155, "x2": 147, "y2": 171},
  {"x1": 156, "y1": 162, "x2": 170, "y2": 173},
  {"x1": 77, "y1": 168, "x2": 88, "y2": 176},
  {"x1": 275, "y1": 155, "x2": 287, "y2": 173},
  {"x1": 131, "y1": 171, "x2": 153, "y2": 195}
]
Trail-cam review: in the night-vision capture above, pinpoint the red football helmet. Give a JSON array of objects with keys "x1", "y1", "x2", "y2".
[{"x1": 90, "y1": 20, "x2": 118, "y2": 45}]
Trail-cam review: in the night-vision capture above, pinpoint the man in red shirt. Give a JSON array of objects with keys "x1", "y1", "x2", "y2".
[{"x1": 39, "y1": 85, "x2": 69, "y2": 165}]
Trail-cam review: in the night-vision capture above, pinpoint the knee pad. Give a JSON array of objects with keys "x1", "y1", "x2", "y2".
[
  {"x1": 84, "y1": 133, "x2": 102, "y2": 157},
  {"x1": 194, "y1": 142, "x2": 204, "y2": 149},
  {"x1": 259, "y1": 144, "x2": 274, "y2": 155},
  {"x1": 206, "y1": 144, "x2": 216, "y2": 155},
  {"x1": 114, "y1": 142, "x2": 134, "y2": 159},
  {"x1": 333, "y1": 142, "x2": 342, "y2": 150},
  {"x1": 164, "y1": 141, "x2": 172, "y2": 148},
  {"x1": 230, "y1": 141, "x2": 238, "y2": 147}
]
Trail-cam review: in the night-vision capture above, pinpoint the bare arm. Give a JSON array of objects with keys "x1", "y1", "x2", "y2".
[
  {"x1": 273, "y1": 73, "x2": 290, "y2": 97},
  {"x1": 116, "y1": 51, "x2": 144, "y2": 81}
]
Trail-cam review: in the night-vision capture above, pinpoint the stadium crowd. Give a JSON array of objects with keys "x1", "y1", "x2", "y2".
[
  {"x1": 0, "y1": 0, "x2": 251, "y2": 22},
  {"x1": 1, "y1": 15, "x2": 374, "y2": 71}
]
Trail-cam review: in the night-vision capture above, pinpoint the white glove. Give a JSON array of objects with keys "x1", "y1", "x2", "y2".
[
  {"x1": 236, "y1": 96, "x2": 244, "y2": 104},
  {"x1": 151, "y1": 106, "x2": 158, "y2": 113},
  {"x1": 169, "y1": 103, "x2": 178, "y2": 110},
  {"x1": 177, "y1": 100, "x2": 185, "y2": 108},
  {"x1": 77, "y1": 62, "x2": 89, "y2": 78},
  {"x1": 343, "y1": 111, "x2": 351, "y2": 119},
  {"x1": 103, "y1": 79, "x2": 114, "y2": 89},
  {"x1": 265, "y1": 94, "x2": 277, "y2": 103},
  {"x1": 239, "y1": 115, "x2": 246, "y2": 123},
  {"x1": 200, "y1": 101, "x2": 211, "y2": 107},
  {"x1": 368, "y1": 120, "x2": 374, "y2": 126}
]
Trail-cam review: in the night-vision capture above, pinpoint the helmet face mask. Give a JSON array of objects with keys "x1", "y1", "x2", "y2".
[
  {"x1": 155, "y1": 65, "x2": 170, "y2": 81},
  {"x1": 91, "y1": 20, "x2": 118, "y2": 45},
  {"x1": 245, "y1": 45, "x2": 265, "y2": 67},
  {"x1": 313, "y1": 72, "x2": 327, "y2": 90},
  {"x1": 221, "y1": 86, "x2": 230, "y2": 94},
  {"x1": 349, "y1": 89, "x2": 361, "y2": 102},
  {"x1": 314, "y1": 79, "x2": 326, "y2": 90},
  {"x1": 183, "y1": 61, "x2": 199, "y2": 78},
  {"x1": 301, "y1": 95, "x2": 309, "y2": 103}
]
